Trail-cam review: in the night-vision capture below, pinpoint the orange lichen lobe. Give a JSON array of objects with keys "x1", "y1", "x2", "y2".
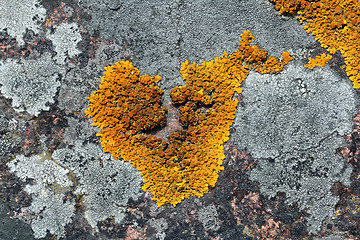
[
  {"x1": 304, "y1": 53, "x2": 333, "y2": 69},
  {"x1": 269, "y1": 0, "x2": 360, "y2": 88},
  {"x1": 85, "y1": 31, "x2": 292, "y2": 207},
  {"x1": 269, "y1": 0, "x2": 301, "y2": 15},
  {"x1": 85, "y1": 61, "x2": 166, "y2": 136}
]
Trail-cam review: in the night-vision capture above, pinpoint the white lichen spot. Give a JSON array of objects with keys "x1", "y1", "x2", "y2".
[
  {"x1": 148, "y1": 218, "x2": 168, "y2": 240},
  {"x1": 7, "y1": 154, "x2": 74, "y2": 239},
  {"x1": 0, "y1": 0, "x2": 46, "y2": 45},
  {"x1": 198, "y1": 204, "x2": 220, "y2": 232},
  {"x1": 0, "y1": 53, "x2": 64, "y2": 116},
  {"x1": 47, "y1": 22, "x2": 82, "y2": 64},
  {"x1": 52, "y1": 142, "x2": 143, "y2": 231}
]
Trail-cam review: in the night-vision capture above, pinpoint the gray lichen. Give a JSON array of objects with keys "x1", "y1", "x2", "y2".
[
  {"x1": 0, "y1": 53, "x2": 64, "y2": 116},
  {"x1": 27, "y1": 188, "x2": 75, "y2": 239},
  {"x1": 6, "y1": 141, "x2": 144, "y2": 237},
  {"x1": 47, "y1": 22, "x2": 82, "y2": 64},
  {"x1": 0, "y1": 0, "x2": 46, "y2": 45},
  {"x1": 0, "y1": 115, "x2": 21, "y2": 162},
  {"x1": 249, "y1": 134, "x2": 353, "y2": 233},
  {"x1": 52, "y1": 141, "x2": 143, "y2": 230},
  {"x1": 62, "y1": 116, "x2": 98, "y2": 145},
  {"x1": 58, "y1": 42, "x2": 132, "y2": 114},
  {"x1": 7, "y1": 154, "x2": 72, "y2": 193},
  {"x1": 7, "y1": 154, "x2": 74, "y2": 239},
  {"x1": 198, "y1": 204, "x2": 220, "y2": 232},
  {"x1": 231, "y1": 63, "x2": 357, "y2": 159},
  {"x1": 231, "y1": 62, "x2": 357, "y2": 233},
  {"x1": 148, "y1": 218, "x2": 168, "y2": 240}
]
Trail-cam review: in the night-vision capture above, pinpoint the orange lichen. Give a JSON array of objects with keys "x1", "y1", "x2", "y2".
[
  {"x1": 269, "y1": 0, "x2": 360, "y2": 88},
  {"x1": 269, "y1": 0, "x2": 300, "y2": 15},
  {"x1": 304, "y1": 53, "x2": 333, "y2": 69},
  {"x1": 85, "y1": 61, "x2": 167, "y2": 138},
  {"x1": 85, "y1": 30, "x2": 292, "y2": 207}
]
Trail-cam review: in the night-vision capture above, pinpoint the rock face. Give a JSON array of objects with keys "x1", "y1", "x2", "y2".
[{"x1": 1, "y1": 0, "x2": 359, "y2": 238}]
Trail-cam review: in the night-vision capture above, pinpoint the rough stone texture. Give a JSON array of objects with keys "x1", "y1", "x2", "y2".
[
  {"x1": 52, "y1": 141, "x2": 143, "y2": 230},
  {"x1": 230, "y1": 62, "x2": 357, "y2": 233},
  {"x1": 47, "y1": 22, "x2": 82, "y2": 64},
  {"x1": 314, "y1": 233, "x2": 347, "y2": 240},
  {"x1": 0, "y1": 0, "x2": 46, "y2": 45},
  {"x1": 0, "y1": 203, "x2": 35, "y2": 240},
  {"x1": 0, "y1": 53, "x2": 64, "y2": 116}
]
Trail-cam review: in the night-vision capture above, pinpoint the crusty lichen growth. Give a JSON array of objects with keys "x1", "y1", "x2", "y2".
[
  {"x1": 0, "y1": 53, "x2": 64, "y2": 116},
  {"x1": 0, "y1": 0, "x2": 46, "y2": 45},
  {"x1": 304, "y1": 53, "x2": 333, "y2": 69},
  {"x1": 7, "y1": 154, "x2": 74, "y2": 239},
  {"x1": 85, "y1": 61, "x2": 167, "y2": 135},
  {"x1": 269, "y1": 0, "x2": 360, "y2": 88},
  {"x1": 47, "y1": 22, "x2": 82, "y2": 64},
  {"x1": 85, "y1": 30, "x2": 292, "y2": 207}
]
